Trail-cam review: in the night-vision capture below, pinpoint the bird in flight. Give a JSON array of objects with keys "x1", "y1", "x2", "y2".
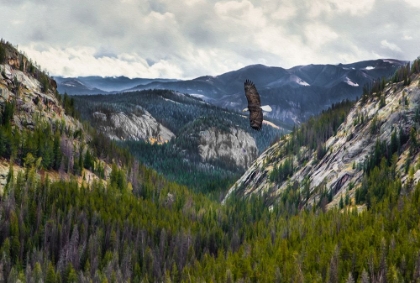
[{"x1": 243, "y1": 79, "x2": 272, "y2": 130}]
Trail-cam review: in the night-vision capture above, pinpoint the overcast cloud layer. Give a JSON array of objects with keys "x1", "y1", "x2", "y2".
[{"x1": 1, "y1": 0, "x2": 419, "y2": 79}]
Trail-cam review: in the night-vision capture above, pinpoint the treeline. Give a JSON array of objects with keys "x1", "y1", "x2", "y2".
[
  {"x1": 285, "y1": 99, "x2": 353, "y2": 158},
  {"x1": 361, "y1": 57, "x2": 420, "y2": 103}
]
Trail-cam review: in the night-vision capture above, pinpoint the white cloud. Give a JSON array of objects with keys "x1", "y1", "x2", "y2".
[
  {"x1": 270, "y1": 2, "x2": 297, "y2": 21},
  {"x1": 303, "y1": 0, "x2": 375, "y2": 18},
  {"x1": 21, "y1": 44, "x2": 183, "y2": 78},
  {"x1": 329, "y1": 0, "x2": 376, "y2": 15},
  {"x1": 214, "y1": 0, "x2": 266, "y2": 28},
  {"x1": 381, "y1": 40, "x2": 403, "y2": 53},
  {"x1": 403, "y1": 0, "x2": 420, "y2": 8},
  {"x1": 0, "y1": 0, "x2": 418, "y2": 79},
  {"x1": 304, "y1": 23, "x2": 338, "y2": 49}
]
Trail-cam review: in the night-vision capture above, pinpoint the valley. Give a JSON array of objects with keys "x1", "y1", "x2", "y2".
[
  {"x1": 71, "y1": 89, "x2": 285, "y2": 194},
  {"x1": 2, "y1": 39, "x2": 420, "y2": 282}
]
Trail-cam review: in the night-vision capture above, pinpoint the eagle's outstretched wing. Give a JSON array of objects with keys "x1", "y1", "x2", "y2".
[{"x1": 244, "y1": 79, "x2": 263, "y2": 131}]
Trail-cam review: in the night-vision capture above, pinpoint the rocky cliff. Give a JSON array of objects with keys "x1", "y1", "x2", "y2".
[
  {"x1": 198, "y1": 127, "x2": 257, "y2": 169},
  {"x1": 92, "y1": 107, "x2": 175, "y2": 144},
  {"x1": 224, "y1": 71, "x2": 420, "y2": 209},
  {"x1": 0, "y1": 41, "x2": 107, "y2": 192}
]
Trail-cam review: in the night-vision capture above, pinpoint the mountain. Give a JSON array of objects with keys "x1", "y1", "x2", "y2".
[
  {"x1": 224, "y1": 61, "x2": 420, "y2": 211},
  {"x1": 72, "y1": 90, "x2": 286, "y2": 193},
  {"x1": 55, "y1": 75, "x2": 178, "y2": 95},
  {"x1": 5, "y1": 39, "x2": 420, "y2": 283},
  {"x1": 60, "y1": 59, "x2": 406, "y2": 126},
  {"x1": 0, "y1": 40, "x2": 134, "y2": 193}
]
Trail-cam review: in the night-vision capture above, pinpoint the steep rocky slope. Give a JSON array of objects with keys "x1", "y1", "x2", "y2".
[
  {"x1": 198, "y1": 127, "x2": 257, "y2": 169},
  {"x1": 224, "y1": 70, "x2": 420, "y2": 209},
  {"x1": 0, "y1": 41, "x2": 109, "y2": 192},
  {"x1": 92, "y1": 107, "x2": 175, "y2": 144}
]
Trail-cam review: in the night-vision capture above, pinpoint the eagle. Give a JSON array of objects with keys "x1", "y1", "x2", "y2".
[{"x1": 243, "y1": 79, "x2": 272, "y2": 131}]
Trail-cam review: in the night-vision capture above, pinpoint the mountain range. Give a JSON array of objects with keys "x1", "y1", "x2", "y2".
[{"x1": 57, "y1": 59, "x2": 406, "y2": 125}]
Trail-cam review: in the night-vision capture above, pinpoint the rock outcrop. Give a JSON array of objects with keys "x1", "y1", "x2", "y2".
[
  {"x1": 198, "y1": 127, "x2": 257, "y2": 169},
  {"x1": 0, "y1": 42, "x2": 100, "y2": 193},
  {"x1": 92, "y1": 108, "x2": 175, "y2": 144}
]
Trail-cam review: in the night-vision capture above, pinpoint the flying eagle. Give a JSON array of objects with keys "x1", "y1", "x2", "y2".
[{"x1": 243, "y1": 79, "x2": 272, "y2": 131}]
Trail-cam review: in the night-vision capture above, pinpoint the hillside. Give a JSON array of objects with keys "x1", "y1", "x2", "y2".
[
  {"x1": 225, "y1": 60, "x2": 420, "y2": 211},
  {"x1": 0, "y1": 41, "x2": 90, "y2": 190},
  {"x1": 71, "y1": 90, "x2": 286, "y2": 194}
]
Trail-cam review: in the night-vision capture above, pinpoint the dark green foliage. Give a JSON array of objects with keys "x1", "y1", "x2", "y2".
[
  {"x1": 83, "y1": 149, "x2": 94, "y2": 170},
  {"x1": 360, "y1": 61, "x2": 420, "y2": 105},
  {"x1": 283, "y1": 100, "x2": 353, "y2": 158},
  {"x1": 379, "y1": 95, "x2": 386, "y2": 109},
  {"x1": 412, "y1": 57, "x2": 420, "y2": 74},
  {"x1": 109, "y1": 163, "x2": 127, "y2": 191},
  {"x1": 0, "y1": 103, "x2": 102, "y2": 175},
  {"x1": 1, "y1": 90, "x2": 420, "y2": 282},
  {"x1": 392, "y1": 62, "x2": 412, "y2": 86},
  {"x1": 61, "y1": 93, "x2": 78, "y2": 118},
  {"x1": 317, "y1": 142, "x2": 327, "y2": 160},
  {"x1": 2, "y1": 158, "x2": 420, "y2": 282},
  {"x1": 355, "y1": 126, "x2": 409, "y2": 206},
  {"x1": 362, "y1": 78, "x2": 387, "y2": 103},
  {"x1": 270, "y1": 157, "x2": 294, "y2": 183},
  {"x1": 363, "y1": 128, "x2": 408, "y2": 175},
  {"x1": 39, "y1": 73, "x2": 50, "y2": 92},
  {"x1": 0, "y1": 101, "x2": 15, "y2": 127},
  {"x1": 0, "y1": 43, "x2": 6, "y2": 64},
  {"x1": 124, "y1": 139, "x2": 237, "y2": 195}
]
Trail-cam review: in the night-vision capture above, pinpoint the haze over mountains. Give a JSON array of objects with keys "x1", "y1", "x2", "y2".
[{"x1": 57, "y1": 59, "x2": 406, "y2": 125}]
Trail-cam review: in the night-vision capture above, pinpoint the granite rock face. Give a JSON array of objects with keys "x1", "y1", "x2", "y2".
[
  {"x1": 92, "y1": 108, "x2": 175, "y2": 144},
  {"x1": 224, "y1": 74, "x2": 420, "y2": 208},
  {"x1": 198, "y1": 127, "x2": 258, "y2": 170}
]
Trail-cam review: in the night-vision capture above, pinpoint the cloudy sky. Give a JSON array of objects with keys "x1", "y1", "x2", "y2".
[{"x1": 1, "y1": 0, "x2": 419, "y2": 79}]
